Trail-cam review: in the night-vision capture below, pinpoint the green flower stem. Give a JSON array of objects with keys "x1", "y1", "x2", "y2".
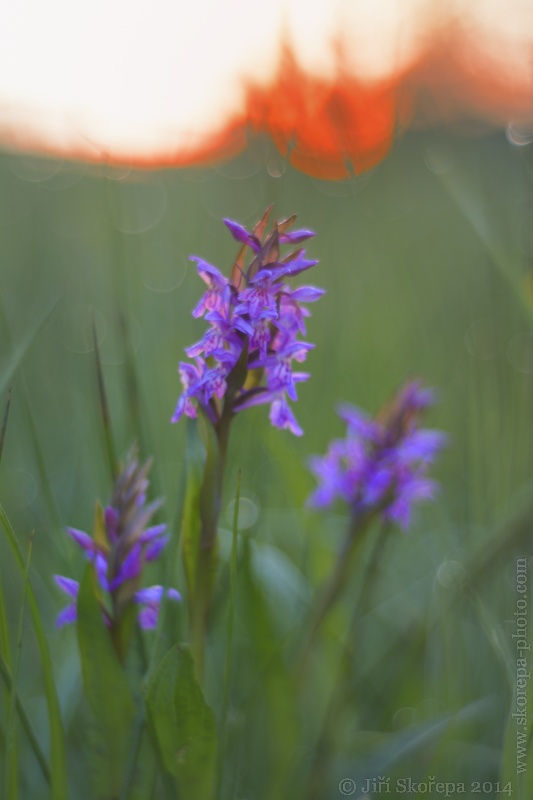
[
  {"x1": 190, "y1": 409, "x2": 232, "y2": 679},
  {"x1": 296, "y1": 510, "x2": 374, "y2": 677},
  {"x1": 305, "y1": 523, "x2": 390, "y2": 800}
]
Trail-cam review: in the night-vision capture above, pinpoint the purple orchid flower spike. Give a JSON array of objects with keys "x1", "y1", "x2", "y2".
[
  {"x1": 299, "y1": 381, "x2": 447, "y2": 668},
  {"x1": 173, "y1": 209, "x2": 324, "y2": 672},
  {"x1": 54, "y1": 449, "x2": 181, "y2": 632},
  {"x1": 309, "y1": 380, "x2": 447, "y2": 530},
  {"x1": 172, "y1": 208, "x2": 324, "y2": 435}
]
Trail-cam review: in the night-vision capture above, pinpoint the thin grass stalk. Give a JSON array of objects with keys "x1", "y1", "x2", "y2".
[
  {"x1": 106, "y1": 180, "x2": 147, "y2": 455},
  {"x1": 3, "y1": 535, "x2": 33, "y2": 800},
  {"x1": 92, "y1": 316, "x2": 118, "y2": 481},
  {"x1": 0, "y1": 388, "x2": 11, "y2": 467},
  {"x1": 0, "y1": 303, "x2": 62, "y2": 531},
  {"x1": 0, "y1": 503, "x2": 68, "y2": 799},
  {"x1": 0, "y1": 295, "x2": 61, "y2": 398},
  {"x1": 0, "y1": 389, "x2": 16, "y2": 797},
  {"x1": 216, "y1": 470, "x2": 241, "y2": 799},
  {"x1": 0, "y1": 653, "x2": 51, "y2": 786}
]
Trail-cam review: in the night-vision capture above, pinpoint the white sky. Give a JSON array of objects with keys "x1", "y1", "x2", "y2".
[{"x1": 0, "y1": 0, "x2": 531, "y2": 168}]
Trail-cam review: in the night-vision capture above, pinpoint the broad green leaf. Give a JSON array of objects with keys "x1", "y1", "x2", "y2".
[
  {"x1": 118, "y1": 710, "x2": 158, "y2": 800},
  {"x1": 146, "y1": 643, "x2": 217, "y2": 800},
  {"x1": 0, "y1": 502, "x2": 68, "y2": 800},
  {"x1": 76, "y1": 564, "x2": 136, "y2": 797},
  {"x1": 239, "y1": 537, "x2": 299, "y2": 800}
]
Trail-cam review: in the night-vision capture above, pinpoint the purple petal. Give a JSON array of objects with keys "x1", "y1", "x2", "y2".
[
  {"x1": 135, "y1": 585, "x2": 164, "y2": 604},
  {"x1": 287, "y1": 285, "x2": 325, "y2": 303},
  {"x1": 396, "y1": 430, "x2": 447, "y2": 463},
  {"x1": 135, "y1": 585, "x2": 182, "y2": 604},
  {"x1": 139, "y1": 524, "x2": 167, "y2": 544},
  {"x1": 138, "y1": 605, "x2": 159, "y2": 629},
  {"x1": 269, "y1": 397, "x2": 303, "y2": 436},
  {"x1": 54, "y1": 575, "x2": 79, "y2": 598},
  {"x1": 385, "y1": 497, "x2": 412, "y2": 530},
  {"x1": 105, "y1": 506, "x2": 119, "y2": 541},
  {"x1": 223, "y1": 219, "x2": 261, "y2": 252},
  {"x1": 144, "y1": 535, "x2": 169, "y2": 562},
  {"x1": 136, "y1": 585, "x2": 182, "y2": 629},
  {"x1": 279, "y1": 229, "x2": 316, "y2": 244},
  {"x1": 337, "y1": 404, "x2": 382, "y2": 442},
  {"x1": 67, "y1": 527, "x2": 96, "y2": 554},
  {"x1": 362, "y1": 465, "x2": 394, "y2": 506},
  {"x1": 279, "y1": 255, "x2": 319, "y2": 278},
  {"x1": 399, "y1": 381, "x2": 437, "y2": 412},
  {"x1": 110, "y1": 543, "x2": 142, "y2": 589},
  {"x1": 233, "y1": 388, "x2": 276, "y2": 411},
  {"x1": 189, "y1": 257, "x2": 228, "y2": 288},
  {"x1": 56, "y1": 604, "x2": 77, "y2": 627},
  {"x1": 94, "y1": 553, "x2": 110, "y2": 591}
]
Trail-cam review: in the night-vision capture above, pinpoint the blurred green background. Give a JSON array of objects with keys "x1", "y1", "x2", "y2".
[{"x1": 1, "y1": 129, "x2": 532, "y2": 798}]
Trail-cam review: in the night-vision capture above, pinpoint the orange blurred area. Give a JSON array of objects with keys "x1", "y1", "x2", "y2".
[{"x1": 0, "y1": 0, "x2": 532, "y2": 178}]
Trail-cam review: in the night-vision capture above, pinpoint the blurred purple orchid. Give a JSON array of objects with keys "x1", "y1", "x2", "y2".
[
  {"x1": 54, "y1": 451, "x2": 181, "y2": 630},
  {"x1": 172, "y1": 207, "x2": 324, "y2": 435},
  {"x1": 308, "y1": 381, "x2": 446, "y2": 529}
]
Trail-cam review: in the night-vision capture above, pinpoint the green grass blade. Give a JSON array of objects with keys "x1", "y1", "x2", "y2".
[
  {"x1": 0, "y1": 388, "x2": 13, "y2": 673},
  {"x1": 0, "y1": 388, "x2": 11, "y2": 468},
  {"x1": 239, "y1": 537, "x2": 300, "y2": 800},
  {"x1": 117, "y1": 707, "x2": 157, "y2": 800},
  {"x1": 92, "y1": 316, "x2": 118, "y2": 481},
  {"x1": 0, "y1": 388, "x2": 14, "y2": 795},
  {"x1": 0, "y1": 652, "x2": 51, "y2": 786},
  {"x1": 0, "y1": 502, "x2": 68, "y2": 800},
  {"x1": 3, "y1": 535, "x2": 32, "y2": 800},
  {"x1": 437, "y1": 170, "x2": 533, "y2": 325},
  {"x1": 20, "y1": 376, "x2": 62, "y2": 532},
  {"x1": 0, "y1": 294, "x2": 61, "y2": 397}
]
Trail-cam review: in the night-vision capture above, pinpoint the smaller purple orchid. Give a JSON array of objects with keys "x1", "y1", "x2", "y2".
[
  {"x1": 172, "y1": 207, "x2": 324, "y2": 435},
  {"x1": 54, "y1": 450, "x2": 181, "y2": 630},
  {"x1": 308, "y1": 381, "x2": 446, "y2": 530}
]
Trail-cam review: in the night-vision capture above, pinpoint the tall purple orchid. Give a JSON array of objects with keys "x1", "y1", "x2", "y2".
[
  {"x1": 299, "y1": 381, "x2": 446, "y2": 666},
  {"x1": 173, "y1": 207, "x2": 324, "y2": 675},
  {"x1": 54, "y1": 451, "x2": 180, "y2": 648},
  {"x1": 172, "y1": 207, "x2": 324, "y2": 436}
]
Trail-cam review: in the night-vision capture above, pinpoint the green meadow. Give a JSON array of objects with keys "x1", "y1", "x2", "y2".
[{"x1": 0, "y1": 130, "x2": 532, "y2": 798}]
